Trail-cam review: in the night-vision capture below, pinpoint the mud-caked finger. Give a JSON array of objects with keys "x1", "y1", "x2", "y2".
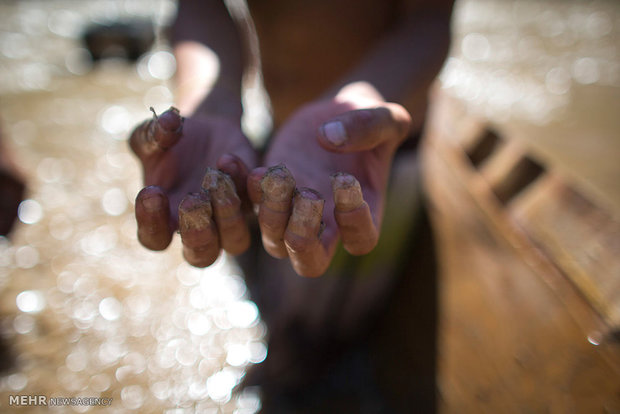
[
  {"x1": 135, "y1": 186, "x2": 174, "y2": 251},
  {"x1": 129, "y1": 107, "x2": 183, "y2": 159},
  {"x1": 202, "y1": 168, "x2": 250, "y2": 255},
  {"x1": 178, "y1": 192, "x2": 220, "y2": 267},
  {"x1": 258, "y1": 164, "x2": 296, "y2": 258},
  {"x1": 332, "y1": 173, "x2": 378, "y2": 255},
  {"x1": 284, "y1": 188, "x2": 331, "y2": 277}
]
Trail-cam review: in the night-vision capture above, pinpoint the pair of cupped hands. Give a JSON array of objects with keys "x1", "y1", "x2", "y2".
[{"x1": 129, "y1": 82, "x2": 411, "y2": 277}]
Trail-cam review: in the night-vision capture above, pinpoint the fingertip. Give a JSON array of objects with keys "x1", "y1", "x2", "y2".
[
  {"x1": 250, "y1": 166, "x2": 268, "y2": 178},
  {"x1": 385, "y1": 102, "x2": 413, "y2": 138},
  {"x1": 216, "y1": 153, "x2": 241, "y2": 176},
  {"x1": 178, "y1": 192, "x2": 220, "y2": 267},
  {"x1": 183, "y1": 246, "x2": 220, "y2": 268},
  {"x1": 331, "y1": 173, "x2": 378, "y2": 256},
  {"x1": 249, "y1": 167, "x2": 268, "y2": 182},
  {"x1": 286, "y1": 187, "x2": 324, "y2": 238},
  {"x1": 331, "y1": 172, "x2": 363, "y2": 211},
  {"x1": 130, "y1": 107, "x2": 183, "y2": 157},
  {"x1": 178, "y1": 191, "x2": 213, "y2": 226},
  {"x1": 135, "y1": 186, "x2": 173, "y2": 251},
  {"x1": 157, "y1": 107, "x2": 183, "y2": 132},
  {"x1": 260, "y1": 164, "x2": 296, "y2": 201},
  {"x1": 217, "y1": 153, "x2": 250, "y2": 198},
  {"x1": 201, "y1": 167, "x2": 233, "y2": 195},
  {"x1": 154, "y1": 107, "x2": 183, "y2": 150}
]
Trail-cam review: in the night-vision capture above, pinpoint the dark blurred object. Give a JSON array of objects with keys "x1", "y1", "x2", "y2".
[
  {"x1": 82, "y1": 21, "x2": 155, "y2": 61},
  {"x1": 0, "y1": 126, "x2": 25, "y2": 237},
  {"x1": 0, "y1": 169, "x2": 24, "y2": 236},
  {"x1": 0, "y1": 330, "x2": 15, "y2": 374}
]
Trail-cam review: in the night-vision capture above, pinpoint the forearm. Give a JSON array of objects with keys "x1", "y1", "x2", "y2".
[
  {"x1": 171, "y1": 0, "x2": 245, "y2": 120},
  {"x1": 328, "y1": 8, "x2": 453, "y2": 132}
]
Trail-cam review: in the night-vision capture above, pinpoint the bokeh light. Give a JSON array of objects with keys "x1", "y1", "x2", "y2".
[
  {"x1": 16, "y1": 290, "x2": 46, "y2": 313},
  {"x1": 0, "y1": 2, "x2": 264, "y2": 413},
  {"x1": 17, "y1": 199, "x2": 43, "y2": 224}
]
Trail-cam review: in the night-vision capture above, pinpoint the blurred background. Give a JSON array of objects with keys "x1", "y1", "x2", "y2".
[
  {"x1": 441, "y1": 0, "x2": 619, "y2": 214},
  {"x1": 0, "y1": 0, "x2": 618, "y2": 413},
  {"x1": 0, "y1": 1, "x2": 265, "y2": 412}
]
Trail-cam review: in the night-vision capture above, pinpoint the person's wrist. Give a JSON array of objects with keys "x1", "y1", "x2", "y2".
[{"x1": 173, "y1": 41, "x2": 243, "y2": 122}]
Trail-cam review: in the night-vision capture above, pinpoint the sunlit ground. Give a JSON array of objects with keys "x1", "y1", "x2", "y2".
[{"x1": 0, "y1": 1, "x2": 264, "y2": 412}]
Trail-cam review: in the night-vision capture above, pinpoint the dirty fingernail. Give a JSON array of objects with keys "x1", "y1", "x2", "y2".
[
  {"x1": 157, "y1": 107, "x2": 182, "y2": 132},
  {"x1": 331, "y1": 172, "x2": 363, "y2": 212},
  {"x1": 288, "y1": 188, "x2": 324, "y2": 238},
  {"x1": 261, "y1": 164, "x2": 296, "y2": 203}
]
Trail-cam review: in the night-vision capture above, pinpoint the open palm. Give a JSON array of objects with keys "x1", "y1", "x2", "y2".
[
  {"x1": 129, "y1": 108, "x2": 257, "y2": 265},
  {"x1": 251, "y1": 83, "x2": 412, "y2": 276}
]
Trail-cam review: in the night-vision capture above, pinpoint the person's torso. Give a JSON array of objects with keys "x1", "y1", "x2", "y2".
[{"x1": 248, "y1": 0, "x2": 401, "y2": 125}]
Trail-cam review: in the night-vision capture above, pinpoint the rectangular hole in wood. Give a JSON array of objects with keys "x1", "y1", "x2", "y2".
[
  {"x1": 466, "y1": 129, "x2": 502, "y2": 167},
  {"x1": 493, "y1": 156, "x2": 545, "y2": 205}
]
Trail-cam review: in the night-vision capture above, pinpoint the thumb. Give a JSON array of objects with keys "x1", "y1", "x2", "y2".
[{"x1": 317, "y1": 103, "x2": 411, "y2": 153}]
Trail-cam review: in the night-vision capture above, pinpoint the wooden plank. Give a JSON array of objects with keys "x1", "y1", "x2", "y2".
[{"x1": 422, "y1": 89, "x2": 620, "y2": 412}]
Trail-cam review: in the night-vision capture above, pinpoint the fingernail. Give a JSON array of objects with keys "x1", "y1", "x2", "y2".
[
  {"x1": 261, "y1": 165, "x2": 296, "y2": 204},
  {"x1": 178, "y1": 193, "x2": 213, "y2": 231},
  {"x1": 141, "y1": 195, "x2": 163, "y2": 213},
  {"x1": 322, "y1": 121, "x2": 347, "y2": 146},
  {"x1": 331, "y1": 173, "x2": 363, "y2": 212},
  {"x1": 158, "y1": 107, "x2": 182, "y2": 132},
  {"x1": 288, "y1": 188, "x2": 324, "y2": 238}
]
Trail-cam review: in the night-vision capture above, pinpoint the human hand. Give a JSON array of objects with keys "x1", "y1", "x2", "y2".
[
  {"x1": 129, "y1": 107, "x2": 257, "y2": 267},
  {"x1": 248, "y1": 82, "x2": 412, "y2": 277}
]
